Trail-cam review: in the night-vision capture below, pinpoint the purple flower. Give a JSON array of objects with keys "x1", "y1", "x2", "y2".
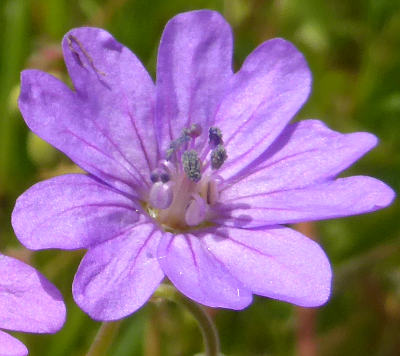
[
  {"x1": 13, "y1": 10, "x2": 394, "y2": 321},
  {"x1": 0, "y1": 254, "x2": 66, "y2": 356}
]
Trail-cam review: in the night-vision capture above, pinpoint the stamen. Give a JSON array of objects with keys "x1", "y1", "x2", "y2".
[
  {"x1": 160, "y1": 160, "x2": 176, "y2": 177},
  {"x1": 150, "y1": 168, "x2": 170, "y2": 183},
  {"x1": 160, "y1": 171, "x2": 170, "y2": 183},
  {"x1": 185, "y1": 123, "x2": 202, "y2": 138},
  {"x1": 185, "y1": 194, "x2": 207, "y2": 226},
  {"x1": 211, "y1": 144, "x2": 227, "y2": 170},
  {"x1": 166, "y1": 131, "x2": 191, "y2": 161},
  {"x1": 207, "y1": 179, "x2": 219, "y2": 205},
  {"x1": 149, "y1": 182, "x2": 173, "y2": 209},
  {"x1": 209, "y1": 127, "x2": 223, "y2": 148},
  {"x1": 182, "y1": 150, "x2": 202, "y2": 182}
]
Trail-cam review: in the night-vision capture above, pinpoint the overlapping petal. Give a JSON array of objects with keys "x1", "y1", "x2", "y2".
[
  {"x1": 0, "y1": 255, "x2": 65, "y2": 333},
  {"x1": 215, "y1": 38, "x2": 311, "y2": 179},
  {"x1": 0, "y1": 330, "x2": 27, "y2": 356},
  {"x1": 73, "y1": 218, "x2": 164, "y2": 321},
  {"x1": 215, "y1": 176, "x2": 395, "y2": 227},
  {"x1": 156, "y1": 10, "x2": 233, "y2": 151},
  {"x1": 12, "y1": 174, "x2": 139, "y2": 250},
  {"x1": 221, "y1": 120, "x2": 378, "y2": 190},
  {"x1": 19, "y1": 27, "x2": 158, "y2": 195},
  {"x1": 157, "y1": 233, "x2": 252, "y2": 309},
  {"x1": 202, "y1": 226, "x2": 331, "y2": 306}
]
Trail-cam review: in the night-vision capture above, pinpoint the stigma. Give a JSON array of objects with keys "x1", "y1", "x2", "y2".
[{"x1": 146, "y1": 124, "x2": 227, "y2": 231}]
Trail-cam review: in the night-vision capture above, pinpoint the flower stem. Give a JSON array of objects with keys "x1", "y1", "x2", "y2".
[
  {"x1": 86, "y1": 321, "x2": 122, "y2": 356},
  {"x1": 153, "y1": 284, "x2": 220, "y2": 356}
]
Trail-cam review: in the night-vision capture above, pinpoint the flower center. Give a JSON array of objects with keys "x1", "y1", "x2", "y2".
[{"x1": 147, "y1": 124, "x2": 227, "y2": 232}]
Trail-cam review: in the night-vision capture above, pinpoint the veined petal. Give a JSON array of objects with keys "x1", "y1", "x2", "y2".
[
  {"x1": 155, "y1": 10, "x2": 233, "y2": 152},
  {"x1": 73, "y1": 219, "x2": 164, "y2": 321},
  {"x1": 216, "y1": 39, "x2": 311, "y2": 179},
  {"x1": 157, "y1": 233, "x2": 252, "y2": 309},
  {"x1": 12, "y1": 174, "x2": 139, "y2": 250},
  {"x1": 202, "y1": 226, "x2": 331, "y2": 307},
  {"x1": 0, "y1": 255, "x2": 65, "y2": 333},
  {"x1": 19, "y1": 27, "x2": 158, "y2": 195},
  {"x1": 215, "y1": 176, "x2": 395, "y2": 227},
  {"x1": 221, "y1": 120, "x2": 378, "y2": 193},
  {"x1": 0, "y1": 330, "x2": 27, "y2": 356}
]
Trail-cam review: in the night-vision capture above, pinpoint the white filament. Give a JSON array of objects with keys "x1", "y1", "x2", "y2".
[{"x1": 185, "y1": 194, "x2": 207, "y2": 226}]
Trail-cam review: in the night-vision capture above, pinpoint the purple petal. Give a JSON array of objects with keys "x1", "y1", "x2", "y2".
[
  {"x1": 12, "y1": 174, "x2": 139, "y2": 250},
  {"x1": 0, "y1": 255, "x2": 65, "y2": 333},
  {"x1": 155, "y1": 10, "x2": 233, "y2": 152},
  {"x1": 215, "y1": 176, "x2": 395, "y2": 227},
  {"x1": 157, "y1": 233, "x2": 252, "y2": 309},
  {"x1": 19, "y1": 27, "x2": 157, "y2": 195},
  {"x1": 221, "y1": 120, "x2": 378, "y2": 192},
  {"x1": 215, "y1": 38, "x2": 311, "y2": 179},
  {"x1": 73, "y1": 219, "x2": 164, "y2": 321},
  {"x1": 203, "y1": 226, "x2": 331, "y2": 307},
  {"x1": 0, "y1": 331, "x2": 27, "y2": 356}
]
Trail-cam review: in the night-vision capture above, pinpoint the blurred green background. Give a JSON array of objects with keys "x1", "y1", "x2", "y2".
[{"x1": 0, "y1": 0, "x2": 399, "y2": 355}]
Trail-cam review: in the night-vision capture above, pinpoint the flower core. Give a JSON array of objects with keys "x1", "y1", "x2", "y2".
[{"x1": 148, "y1": 124, "x2": 226, "y2": 231}]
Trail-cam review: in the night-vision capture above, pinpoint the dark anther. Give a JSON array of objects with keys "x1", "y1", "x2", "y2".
[
  {"x1": 150, "y1": 168, "x2": 170, "y2": 183},
  {"x1": 185, "y1": 123, "x2": 202, "y2": 138},
  {"x1": 150, "y1": 171, "x2": 159, "y2": 183},
  {"x1": 209, "y1": 127, "x2": 223, "y2": 148},
  {"x1": 182, "y1": 150, "x2": 202, "y2": 182},
  {"x1": 160, "y1": 171, "x2": 170, "y2": 183},
  {"x1": 211, "y1": 144, "x2": 227, "y2": 170}
]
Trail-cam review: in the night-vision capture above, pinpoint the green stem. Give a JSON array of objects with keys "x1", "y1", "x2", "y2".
[
  {"x1": 153, "y1": 284, "x2": 220, "y2": 356},
  {"x1": 86, "y1": 321, "x2": 122, "y2": 356}
]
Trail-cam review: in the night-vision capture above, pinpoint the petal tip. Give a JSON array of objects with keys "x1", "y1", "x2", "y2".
[{"x1": 375, "y1": 181, "x2": 396, "y2": 208}]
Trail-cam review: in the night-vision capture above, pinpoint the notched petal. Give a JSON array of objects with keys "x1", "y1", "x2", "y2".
[
  {"x1": 73, "y1": 220, "x2": 164, "y2": 321},
  {"x1": 203, "y1": 226, "x2": 332, "y2": 307},
  {"x1": 157, "y1": 233, "x2": 252, "y2": 310}
]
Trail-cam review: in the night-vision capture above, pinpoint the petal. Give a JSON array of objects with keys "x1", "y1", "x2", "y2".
[
  {"x1": 202, "y1": 226, "x2": 331, "y2": 307},
  {"x1": 157, "y1": 233, "x2": 252, "y2": 309},
  {"x1": 215, "y1": 176, "x2": 395, "y2": 227},
  {"x1": 155, "y1": 10, "x2": 233, "y2": 152},
  {"x1": 12, "y1": 174, "x2": 139, "y2": 250},
  {"x1": 20, "y1": 27, "x2": 157, "y2": 195},
  {"x1": 0, "y1": 330, "x2": 27, "y2": 356},
  {"x1": 215, "y1": 38, "x2": 311, "y2": 179},
  {"x1": 0, "y1": 255, "x2": 66, "y2": 333},
  {"x1": 73, "y1": 219, "x2": 164, "y2": 321},
  {"x1": 221, "y1": 120, "x2": 378, "y2": 193}
]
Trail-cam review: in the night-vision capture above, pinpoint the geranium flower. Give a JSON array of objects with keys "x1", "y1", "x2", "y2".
[
  {"x1": 13, "y1": 10, "x2": 394, "y2": 321},
  {"x1": 0, "y1": 253, "x2": 65, "y2": 355}
]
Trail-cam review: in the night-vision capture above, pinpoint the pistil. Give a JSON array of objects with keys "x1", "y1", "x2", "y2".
[{"x1": 147, "y1": 124, "x2": 227, "y2": 231}]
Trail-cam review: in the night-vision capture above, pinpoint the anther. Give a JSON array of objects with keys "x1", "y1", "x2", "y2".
[
  {"x1": 166, "y1": 132, "x2": 191, "y2": 161},
  {"x1": 185, "y1": 123, "x2": 202, "y2": 138},
  {"x1": 182, "y1": 150, "x2": 202, "y2": 182},
  {"x1": 149, "y1": 182, "x2": 173, "y2": 209},
  {"x1": 185, "y1": 194, "x2": 207, "y2": 226},
  {"x1": 150, "y1": 168, "x2": 170, "y2": 183},
  {"x1": 211, "y1": 144, "x2": 227, "y2": 170},
  {"x1": 209, "y1": 127, "x2": 223, "y2": 148}
]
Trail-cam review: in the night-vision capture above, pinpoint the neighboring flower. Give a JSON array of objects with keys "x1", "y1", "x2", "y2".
[
  {"x1": 0, "y1": 253, "x2": 66, "y2": 356},
  {"x1": 13, "y1": 10, "x2": 394, "y2": 321}
]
